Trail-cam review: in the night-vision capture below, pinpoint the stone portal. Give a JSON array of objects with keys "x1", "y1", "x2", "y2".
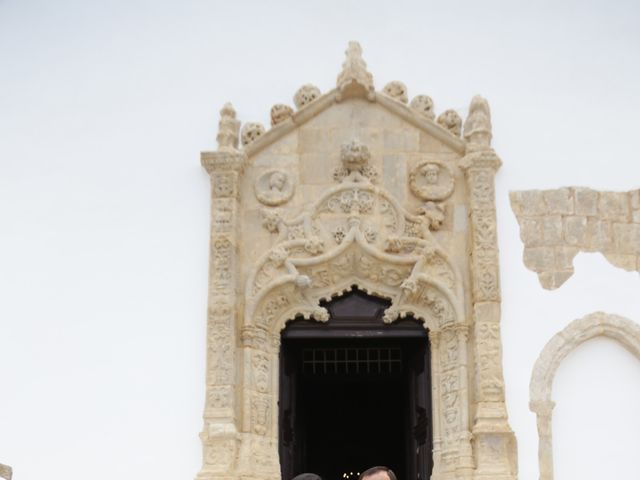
[{"x1": 198, "y1": 42, "x2": 517, "y2": 480}]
